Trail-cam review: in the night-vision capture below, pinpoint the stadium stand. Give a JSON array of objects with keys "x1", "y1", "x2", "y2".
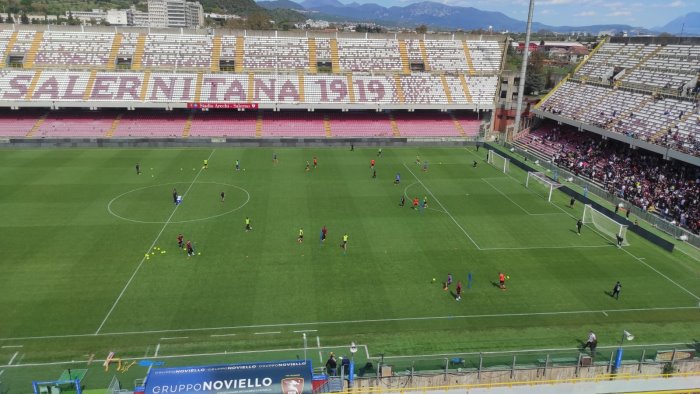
[
  {"x1": 515, "y1": 123, "x2": 700, "y2": 234},
  {"x1": 111, "y1": 111, "x2": 188, "y2": 137},
  {"x1": 536, "y1": 37, "x2": 699, "y2": 157},
  {"x1": 188, "y1": 110, "x2": 258, "y2": 137},
  {"x1": 34, "y1": 110, "x2": 116, "y2": 137},
  {"x1": 0, "y1": 27, "x2": 505, "y2": 139}
]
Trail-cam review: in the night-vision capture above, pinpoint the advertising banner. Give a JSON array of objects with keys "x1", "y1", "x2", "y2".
[
  {"x1": 145, "y1": 360, "x2": 312, "y2": 394},
  {"x1": 187, "y1": 103, "x2": 259, "y2": 110}
]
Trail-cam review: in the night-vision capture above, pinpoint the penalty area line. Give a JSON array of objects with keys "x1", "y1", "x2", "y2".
[
  {"x1": 404, "y1": 163, "x2": 481, "y2": 250},
  {"x1": 95, "y1": 149, "x2": 216, "y2": 335}
]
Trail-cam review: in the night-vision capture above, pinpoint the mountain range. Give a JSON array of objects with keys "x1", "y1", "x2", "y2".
[{"x1": 258, "y1": 0, "x2": 698, "y2": 35}]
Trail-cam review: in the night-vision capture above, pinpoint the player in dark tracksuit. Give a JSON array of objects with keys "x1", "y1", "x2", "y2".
[
  {"x1": 612, "y1": 281, "x2": 621, "y2": 299},
  {"x1": 577, "y1": 219, "x2": 583, "y2": 235}
]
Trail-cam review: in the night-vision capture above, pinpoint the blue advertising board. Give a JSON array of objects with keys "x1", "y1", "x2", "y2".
[{"x1": 145, "y1": 360, "x2": 313, "y2": 394}]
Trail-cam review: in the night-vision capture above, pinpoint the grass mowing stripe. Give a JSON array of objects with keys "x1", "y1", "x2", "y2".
[
  {"x1": 0, "y1": 305, "x2": 696, "y2": 342},
  {"x1": 403, "y1": 162, "x2": 481, "y2": 250},
  {"x1": 465, "y1": 146, "x2": 700, "y2": 302},
  {"x1": 94, "y1": 149, "x2": 215, "y2": 334}
]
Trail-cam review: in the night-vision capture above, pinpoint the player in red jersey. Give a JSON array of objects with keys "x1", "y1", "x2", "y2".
[
  {"x1": 186, "y1": 240, "x2": 195, "y2": 257},
  {"x1": 177, "y1": 234, "x2": 184, "y2": 248}
]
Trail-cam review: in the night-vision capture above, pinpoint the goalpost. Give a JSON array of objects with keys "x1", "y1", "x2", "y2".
[
  {"x1": 525, "y1": 171, "x2": 562, "y2": 202},
  {"x1": 487, "y1": 150, "x2": 509, "y2": 173},
  {"x1": 582, "y1": 204, "x2": 629, "y2": 246}
]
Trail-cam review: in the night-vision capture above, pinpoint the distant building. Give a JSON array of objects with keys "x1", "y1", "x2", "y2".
[
  {"x1": 129, "y1": 7, "x2": 150, "y2": 26},
  {"x1": 148, "y1": 0, "x2": 203, "y2": 28}
]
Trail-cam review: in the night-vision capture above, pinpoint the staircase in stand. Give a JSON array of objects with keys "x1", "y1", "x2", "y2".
[
  {"x1": 459, "y1": 75, "x2": 473, "y2": 104},
  {"x1": 389, "y1": 113, "x2": 401, "y2": 137},
  {"x1": 210, "y1": 36, "x2": 222, "y2": 72},
  {"x1": 106, "y1": 33, "x2": 122, "y2": 71},
  {"x1": 131, "y1": 33, "x2": 147, "y2": 71},
  {"x1": 25, "y1": 112, "x2": 48, "y2": 138},
  {"x1": 105, "y1": 113, "x2": 123, "y2": 137},
  {"x1": 419, "y1": 40, "x2": 430, "y2": 71},
  {"x1": 440, "y1": 74, "x2": 453, "y2": 104},
  {"x1": 394, "y1": 75, "x2": 405, "y2": 104},
  {"x1": 323, "y1": 114, "x2": 332, "y2": 137},
  {"x1": 235, "y1": 37, "x2": 245, "y2": 73},
  {"x1": 462, "y1": 41, "x2": 476, "y2": 76},
  {"x1": 255, "y1": 111, "x2": 263, "y2": 137},
  {"x1": 23, "y1": 31, "x2": 44, "y2": 69},
  {"x1": 308, "y1": 38, "x2": 317, "y2": 74},
  {"x1": 0, "y1": 31, "x2": 19, "y2": 68},
  {"x1": 450, "y1": 113, "x2": 466, "y2": 137},
  {"x1": 25, "y1": 70, "x2": 43, "y2": 100},
  {"x1": 398, "y1": 40, "x2": 411, "y2": 75},
  {"x1": 330, "y1": 39, "x2": 340, "y2": 74},
  {"x1": 183, "y1": 113, "x2": 194, "y2": 137}
]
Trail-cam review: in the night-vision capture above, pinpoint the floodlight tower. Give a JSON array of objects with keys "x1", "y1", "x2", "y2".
[{"x1": 512, "y1": 0, "x2": 535, "y2": 140}]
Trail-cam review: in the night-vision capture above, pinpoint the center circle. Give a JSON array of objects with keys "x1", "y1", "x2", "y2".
[{"x1": 107, "y1": 182, "x2": 250, "y2": 224}]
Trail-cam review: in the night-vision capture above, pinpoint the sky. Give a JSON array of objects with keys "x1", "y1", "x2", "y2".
[{"x1": 346, "y1": 0, "x2": 697, "y2": 28}]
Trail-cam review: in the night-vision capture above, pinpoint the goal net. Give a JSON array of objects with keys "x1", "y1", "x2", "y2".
[
  {"x1": 582, "y1": 204, "x2": 629, "y2": 246},
  {"x1": 487, "y1": 150, "x2": 509, "y2": 173},
  {"x1": 525, "y1": 172, "x2": 562, "y2": 202}
]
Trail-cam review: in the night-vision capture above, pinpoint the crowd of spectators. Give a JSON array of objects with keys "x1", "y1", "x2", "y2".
[{"x1": 519, "y1": 124, "x2": 700, "y2": 234}]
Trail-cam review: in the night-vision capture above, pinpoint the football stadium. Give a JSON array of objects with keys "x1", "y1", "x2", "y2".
[{"x1": 0, "y1": 18, "x2": 699, "y2": 394}]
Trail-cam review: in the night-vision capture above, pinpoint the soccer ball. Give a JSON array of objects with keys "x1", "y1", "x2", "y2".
[
  {"x1": 197, "y1": 252, "x2": 201, "y2": 255},
  {"x1": 506, "y1": 275, "x2": 510, "y2": 279},
  {"x1": 432, "y1": 278, "x2": 436, "y2": 283}
]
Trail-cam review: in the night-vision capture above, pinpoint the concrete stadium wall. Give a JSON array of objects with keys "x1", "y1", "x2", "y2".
[{"x1": 0, "y1": 137, "x2": 479, "y2": 149}]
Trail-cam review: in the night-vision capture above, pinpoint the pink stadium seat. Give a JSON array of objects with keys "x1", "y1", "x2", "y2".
[
  {"x1": 393, "y1": 112, "x2": 460, "y2": 137},
  {"x1": 35, "y1": 111, "x2": 116, "y2": 138},
  {"x1": 452, "y1": 111, "x2": 482, "y2": 137},
  {"x1": 112, "y1": 112, "x2": 187, "y2": 137},
  {"x1": 327, "y1": 112, "x2": 393, "y2": 137},
  {"x1": 0, "y1": 110, "x2": 46, "y2": 137},
  {"x1": 189, "y1": 111, "x2": 257, "y2": 137},
  {"x1": 261, "y1": 112, "x2": 326, "y2": 137}
]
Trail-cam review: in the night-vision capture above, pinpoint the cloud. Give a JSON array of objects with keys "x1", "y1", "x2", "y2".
[
  {"x1": 608, "y1": 10, "x2": 631, "y2": 16},
  {"x1": 669, "y1": 0, "x2": 685, "y2": 7},
  {"x1": 574, "y1": 11, "x2": 597, "y2": 16}
]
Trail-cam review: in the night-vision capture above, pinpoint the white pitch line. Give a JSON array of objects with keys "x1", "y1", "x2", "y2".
[
  {"x1": 160, "y1": 337, "x2": 188, "y2": 340},
  {"x1": 602, "y1": 311, "x2": 608, "y2": 317},
  {"x1": 210, "y1": 333, "x2": 237, "y2": 337},
  {"x1": 403, "y1": 182, "x2": 447, "y2": 214},
  {"x1": 316, "y1": 336, "x2": 321, "y2": 348},
  {"x1": 318, "y1": 351, "x2": 323, "y2": 364},
  {"x1": 1, "y1": 345, "x2": 23, "y2": 348},
  {"x1": 480, "y1": 244, "x2": 613, "y2": 251},
  {"x1": 95, "y1": 149, "x2": 216, "y2": 334},
  {"x1": 2, "y1": 306, "x2": 697, "y2": 342},
  {"x1": 154, "y1": 343, "x2": 161, "y2": 357},
  {"x1": 466, "y1": 147, "x2": 700, "y2": 302},
  {"x1": 293, "y1": 330, "x2": 317, "y2": 333},
  {"x1": 0, "y1": 370, "x2": 4, "y2": 377},
  {"x1": 404, "y1": 163, "x2": 481, "y2": 249},
  {"x1": 253, "y1": 332, "x2": 281, "y2": 335},
  {"x1": 481, "y1": 178, "x2": 564, "y2": 216},
  {"x1": 7, "y1": 352, "x2": 18, "y2": 365}
]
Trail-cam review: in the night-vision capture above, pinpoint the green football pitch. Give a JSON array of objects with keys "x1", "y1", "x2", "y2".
[{"x1": 0, "y1": 146, "x2": 698, "y2": 390}]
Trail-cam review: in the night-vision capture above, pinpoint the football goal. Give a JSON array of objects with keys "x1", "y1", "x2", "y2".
[
  {"x1": 582, "y1": 204, "x2": 629, "y2": 246},
  {"x1": 525, "y1": 171, "x2": 562, "y2": 202},
  {"x1": 487, "y1": 150, "x2": 509, "y2": 173}
]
